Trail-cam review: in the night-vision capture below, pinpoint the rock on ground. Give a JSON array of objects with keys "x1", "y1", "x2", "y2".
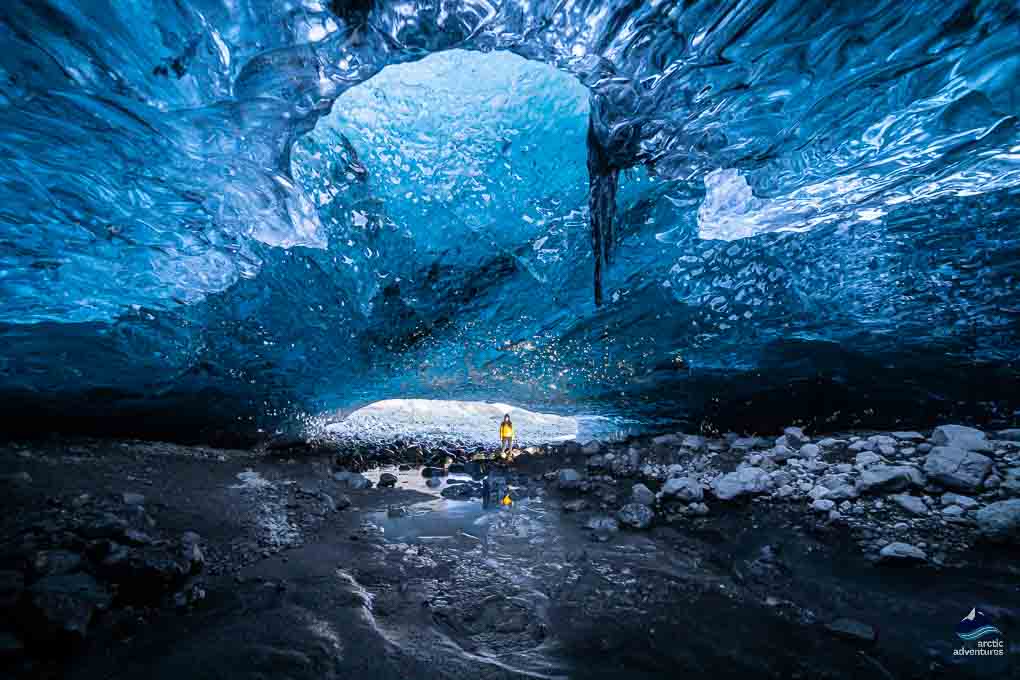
[
  {"x1": 630, "y1": 483, "x2": 655, "y2": 506},
  {"x1": 660, "y1": 476, "x2": 703, "y2": 503},
  {"x1": 825, "y1": 618, "x2": 877, "y2": 643},
  {"x1": 557, "y1": 468, "x2": 582, "y2": 490},
  {"x1": 931, "y1": 424, "x2": 991, "y2": 452},
  {"x1": 712, "y1": 467, "x2": 771, "y2": 500},
  {"x1": 975, "y1": 500, "x2": 1020, "y2": 544},
  {"x1": 855, "y1": 465, "x2": 923, "y2": 495},
  {"x1": 923, "y1": 447, "x2": 992, "y2": 492},
  {"x1": 617, "y1": 503, "x2": 654, "y2": 529},
  {"x1": 890, "y1": 494, "x2": 928, "y2": 516},
  {"x1": 878, "y1": 542, "x2": 927, "y2": 563}
]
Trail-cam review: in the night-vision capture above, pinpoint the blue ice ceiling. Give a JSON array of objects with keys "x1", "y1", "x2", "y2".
[{"x1": 0, "y1": 0, "x2": 1018, "y2": 440}]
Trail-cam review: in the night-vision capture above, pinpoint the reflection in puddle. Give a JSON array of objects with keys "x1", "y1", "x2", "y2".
[{"x1": 361, "y1": 465, "x2": 544, "y2": 546}]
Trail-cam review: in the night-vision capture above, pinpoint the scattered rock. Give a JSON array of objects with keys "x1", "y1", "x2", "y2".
[
  {"x1": 941, "y1": 492, "x2": 978, "y2": 509},
  {"x1": 378, "y1": 473, "x2": 398, "y2": 488},
  {"x1": 425, "y1": 477, "x2": 442, "y2": 488},
  {"x1": 975, "y1": 500, "x2": 1020, "y2": 544},
  {"x1": 995, "y1": 429, "x2": 1020, "y2": 442},
  {"x1": 660, "y1": 476, "x2": 703, "y2": 503},
  {"x1": 347, "y1": 474, "x2": 373, "y2": 490},
  {"x1": 24, "y1": 573, "x2": 112, "y2": 645},
  {"x1": 855, "y1": 452, "x2": 881, "y2": 468},
  {"x1": 31, "y1": 550, "x2": 83, "y2": 578},
  {"x1": 782, "y1": 427, "x2": 808, "y2": 448},
  {"x1": 923, "y1": 447, "x2": 992, "y2": 492},
  {"x1": 891, "y1": 432, "x2": 924, "y2": 442},
  {"x1": 97, "y1": 544, "x2": 190, "y2": 603},
  {"x1": 878, "y1": 542, "x2": 927, "y2": 563},
  {"x1": 825, "y1": 618, "x2": 877, "y2": 644},
  {"x1": 712, "y1": 467, "x2": 772, "y2": 500},
  {"x1": 584, "y1": 516, "x2": 619, "y2": 532},
  {"x1": 811, "y1": 499, "x2": 835, "y2": 513},
  {"x1": 689, "y1": 502, "x2": 710, "y2": 516},
  {"x1": 617, "y1": 503, "x2": 654, "y2": 529},
  {"x1": 799, "y1": 444, "x2": 820, "y2": 459},
  {"x1": 122, "y1": 492, "x2": 145, "y2": 506},
  {"x1": 855, "y1": 465, "x2": 923, "y2": 495},
  {"x1": 931, "y1": 425, "x2": 991, "y2": 452},
  {"x1": 562, "y1": 499, "x2": 589, "y2": 512},
  {"x1": 440, "y1": 483, "x2": 478, "y2": 499},
  {"x1": 630, "y1": 483, "x2": 655, "y2": 506},
  {"x1": 180, "y1": 532, "x2": 204, "y2": 573},
  {"x1": 557, "y1": 468, "x2": 582, "y2": 490},
  {"x1": 890, "y1": 494, "x2": 928, "y2": 516}
]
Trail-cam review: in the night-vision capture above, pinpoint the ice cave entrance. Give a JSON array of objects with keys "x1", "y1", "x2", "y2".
[
  {"x1": 324, "y1": 399, "x2": 584, "y2": 445},
  {"x1": 291, "y1": 48, "x2": 591, "y2": 312}
]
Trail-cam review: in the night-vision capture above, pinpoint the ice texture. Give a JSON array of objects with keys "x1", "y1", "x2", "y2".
[{"x1": 0, "y1": 1, "x2": 1018, "y2": 439}]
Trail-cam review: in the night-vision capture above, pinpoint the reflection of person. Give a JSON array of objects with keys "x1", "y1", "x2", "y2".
[{"x1": 499, "y1": 414, "x2": 514, "y2": 455}]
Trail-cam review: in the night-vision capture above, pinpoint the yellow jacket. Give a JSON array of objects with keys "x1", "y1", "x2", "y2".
[{"x1": 499, "y1": 422, "x2": 513, "y2": 438}]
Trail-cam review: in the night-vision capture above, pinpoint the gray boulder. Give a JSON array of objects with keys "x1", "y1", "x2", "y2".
[
  {"x1": 630, "y1": 483, "x2": 655, "y2": 506},
  {"x1": 878, "y1": 542, "x2": 927, "y2": 563},
  {"x1": 941, "y1": 492, "x2": 978, "y2": 509},
  {"x1": 890, "y1": 494, "x2": 928, "y2": 516},
  {"x1": 782, "y1": 427, "x2": 808, "y2": 448},
  {"x1": 557, "y1": 468, "x2": 582, "y2": 490},
  {"x1": 811, "y1": 499, "x2": 835, "y2": 512},
  {"x1": 1001, "y1": 467, "x2": 1020, "y2": 496},
  {"x1": 617, "y1": 503, "x2": 654, "y2": 529},
  {"x1": 25, "y1": 573, "x2": 112, "y2": 644},
  {"x1": 798, "y1": 444, "x2": 820, "y2": 459},
  {"x1": 347, "y1": 474, "x2": 373, "y2": 490},
  {"x1": 585, "y1": 516, "x2": 620, "y2": 532},
  {"x1": 923, "y1": 447, "x2": 992, "y2": 492},
  {"x1": 855, "y1": 452, "x2": 881, "y2": 468},
  {"x1": 931, "y1": 425, "x2": 992, "y2": 452},
  {"x1": 122, "y1": 492, "x2": 146, "y2": 506},
  {"x1": 825, "y1": 618, "x2": 876, "y2": 643},
  {"x1": 712, "y1": 467, "x2": 772, "y2": 500},
  {"x1": 855, "y1": 465, "x2": 923, "y2": 494},
  {"x1": 660, "y1": 476, "x2": 704, "y2": 503},
  {"x1": 975, "y1": 500, "x2": 1020, "y2": 544}
]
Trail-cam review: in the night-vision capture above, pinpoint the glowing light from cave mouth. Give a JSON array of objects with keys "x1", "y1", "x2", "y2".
[{"x1": 323, "y1": 398, "x2": 581, "y2": 444}]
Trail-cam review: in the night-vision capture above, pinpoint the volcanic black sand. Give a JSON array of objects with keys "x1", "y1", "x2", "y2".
[{"x1": 0, "y1": 432, "x2": 1017, "y2": 679}]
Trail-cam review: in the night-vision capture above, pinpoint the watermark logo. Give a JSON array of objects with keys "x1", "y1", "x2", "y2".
[
  {"x1": 956, "y1": 608, "x2": 1003, "y2": 642},
  {"x1": 953, "y1": 607, "x2": 1006, "y2": 658}
]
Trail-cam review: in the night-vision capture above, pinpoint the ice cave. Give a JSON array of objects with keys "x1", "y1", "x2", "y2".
[{"x1": 0, "y1": 1, "x2": 1018, "y2": 678}]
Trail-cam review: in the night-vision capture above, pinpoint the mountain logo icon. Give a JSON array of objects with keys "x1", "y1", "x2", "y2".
[{"x1": 955, "y1": 608, "x2": 1003, "y2": 641}]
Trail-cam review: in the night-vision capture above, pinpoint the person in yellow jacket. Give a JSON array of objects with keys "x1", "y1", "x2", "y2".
[{"x1": 499, "y1": 414, "x2": 514, "y2": 457}]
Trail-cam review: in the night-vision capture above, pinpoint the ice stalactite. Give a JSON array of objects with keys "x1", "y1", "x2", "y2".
[{"x1": 586, "y1": 114, "x2": 620, "y2": 307}]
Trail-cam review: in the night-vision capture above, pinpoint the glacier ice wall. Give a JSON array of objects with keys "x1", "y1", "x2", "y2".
[{"x1": 0, "y1": 0, "x2": 1018, "y2": 441}]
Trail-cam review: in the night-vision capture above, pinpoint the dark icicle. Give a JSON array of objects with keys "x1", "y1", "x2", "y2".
[{"x1": 587, "y1": 116, "x2": 619, "y2": 306}]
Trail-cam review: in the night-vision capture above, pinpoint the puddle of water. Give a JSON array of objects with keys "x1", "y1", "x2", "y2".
[{"x1": 361, "y1": 465, "x2": 543, "y2": 544}]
